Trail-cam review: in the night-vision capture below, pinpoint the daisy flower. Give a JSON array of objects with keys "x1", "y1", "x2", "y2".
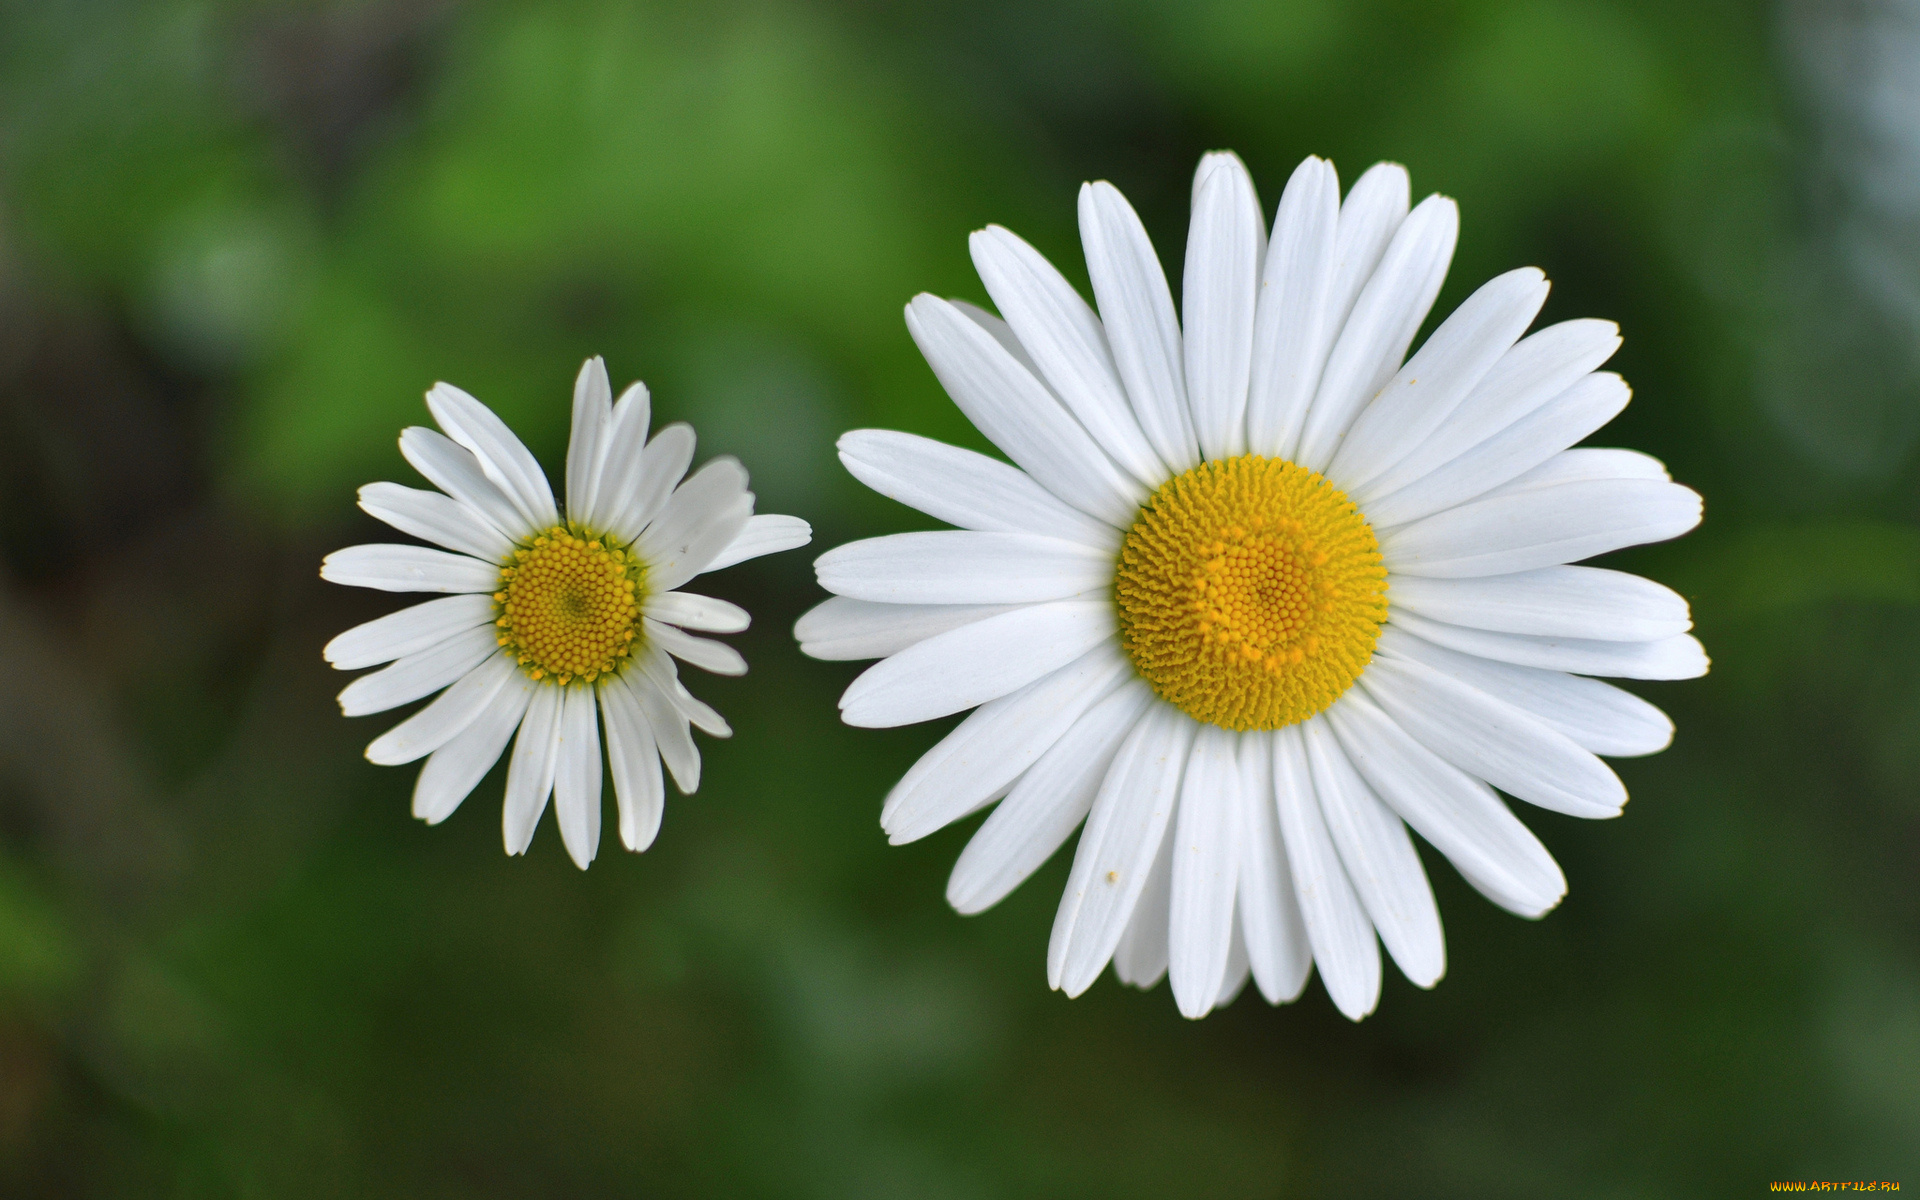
[
  {"x1": 322, "y1": 357, "x2": 811, "y2": 869},
  {"x1": 798, "y1": 154, "x2": 1705, "y2": 1019}
]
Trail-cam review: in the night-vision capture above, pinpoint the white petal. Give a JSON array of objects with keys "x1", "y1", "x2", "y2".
[
  {"x1": 631, "y1": 643, "x2": 712, "y2": 762},
  {"x1": 969, "y1": 226, "x2": 1165, "y2": 486},
  {"x1": 337, "y1": 625, "x2": 498, "y2": 717},
  {"x1": 1293, "y1": 160, "x2": 1413, "y2": 464},
  {"x1": 600, "y1": 675, "x2": 665, "y2": 852},
  {"x1": 1376, "y1": 624, "x2": 1674, "y2": 756},
  {"x1": 621, "y1": 665, "x2": 700, "y2": 794},
  {"x1": 1357, "y1": 318, "x2": 1621, "y2": 501},
  {"x1": 552, "y1": 686, "x2": 603, "y2": 870},
  {"x1": 1327, "y1": 163, "x2": 1411, "y2": 342},
  {"x1": 1297, "y1": 194, "x2": 1459, "y2": 473},
  {"x1": 1363, "y1": 372, "x2": 1631, "y2": 526},
  {"x1": 1078, "y1": 181, "x2": 1199, "y2": 471},
  {"x1": 637, "y1": 637, "x2": 725, "y2": 741},
  {"x1": 836, "y1": 430, "x2": 1116, "y2": 548},
  {"x1": 412, "y1": 674, "x2": 534, "y2": 825},
  {"x1": 636, "y1": 457, "x2": 754, "y2": 594},
  {"x1": 838, "y1": 599, "x2": 1116, "y2": 728},
  {"x1": 1271, "y1": 724, "x2": 1380, "y2": 1021},
  {"x1": 604, "y1": 423, "x2": 695, "y2": 546},
  {"x1": 565, "y1": 357, "x2": 612, "y2": 528},
  {"x1": 357, "y1": 482, "x2": 515, "y2": 562},
  {"x1": 366, "y1": 651, "x2": 516, "y2": 765},
  {"x1": 1233, "y1": 730, "x2": 1312, "y2": 1004},
  {"x1": 582, "y1": 380, "x2": 650, "y2": 533},
  {"x1": 1048, "y1": 703, "x2": 1195, "y2": 997},
  {"x1": 1213, "y1": 918, "x2": 1251, "y2": 1010},
  {"x1": 906, "y1": 295, "x2": 1142, "y2": 527},
  {"x1": 1387, "y1": 566, "x2": 1691, "y2": 642},
  {"x1": 320, "y1": 544, "x2": 499, "y2": 594},
  {"x1": 1324, "y1": 691, "x2": 1566, "y2": 918},
  {"x1": 703, "y1": 513, "x2": 812, "y2": 572},
  {"x1": 398, "y1": 426, "x2": 529, "y2": 542},
  {"x1": 1112, "y1": 823, "x2": 1174, "y2": 990},
  {"x1": 794, "y1": 596, "x2": 1022, "y2": 662},
  {"x1": 883, "y1": 644, "x2": 1130, "y2": 844},
  {"x1": 1492, "y1": 447, "x2": 1670, "y2": 491},
  {"x1": 1361, "y1": 653, "x2": 1626, "y2": 819},
  {"x1": 1386, "y1": 609, "x2": 1710, "y2": 680},
  {"x1": 946, "y1": 680, "x2": 1155, "y2": 915},
  {"x1": 1168, "y1": 722, "x2": 1243, "y2": 1018},
  {"x1": 629, "y1": 648, "x2": 706, "y2": 791},
  {"x1": 1302, "y1": 719, "x2": 1445, "y2": 987},
  {"x1": 644, "y1": 618, "x2": 746, "y2": 677},
  {"x1": 815, "y1": 531, "x2": 1112, "y2": 605},
  {"x1": 644, "y1": 591, "x2": 750, "y2": 633},
  {"x1": 1247, "y1": 156, "x2": 1341, "y2": 461},
  {"x1": 649, "y1": 665, "x2": 731, "y2": 739},
  {"x1": 1329, "y1": 267, "x2": 1548, "y2": 491},
  {"x1": 1380, "y1": 478, "x2": 1702, "y2": 578},
  {"x1": 949, "y1": 298, "x2": 1048, "y2": 378},
  {"x1": 502, "y1": 683, "x2": 563, "y2": 855},
  {"x1": 426, "y1": 382, "x2": 559, "y2": 531},
  {"x1": 324, "y1": 593, "x2": 496, "y2": 671},
  {"x1": 1183, "y1": 152, "x2": 1264, "y2": 462}
]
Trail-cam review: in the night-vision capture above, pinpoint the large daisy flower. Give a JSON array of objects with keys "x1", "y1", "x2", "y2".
[
  {"x1": 798, "y1": 154, "x2": 1705, "y2": 1019},
  {"x1": 322, "y1": 357, "x2": 811, "y2": 869}
]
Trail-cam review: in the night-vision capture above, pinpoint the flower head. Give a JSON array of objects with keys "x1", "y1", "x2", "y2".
[
  {"x1": 323, "y1": 358, "x2": 811, "y2": 868},
  {"x1": 800, "y1": 153, "x2": 1704, "y2": 1019}
]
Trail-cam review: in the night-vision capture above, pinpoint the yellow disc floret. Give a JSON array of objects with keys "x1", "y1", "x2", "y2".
[
  {"x1": 493, "y1": 527, "x2": 645, "y2": 685},
  {"x1": 1115, "y1": 455, "x2": 1388, "y2": 731}
]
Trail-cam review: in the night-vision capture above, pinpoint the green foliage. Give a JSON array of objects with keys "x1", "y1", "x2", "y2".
[{"x1": 0, "y1": 859, "x2": 78, "y2": 1003}]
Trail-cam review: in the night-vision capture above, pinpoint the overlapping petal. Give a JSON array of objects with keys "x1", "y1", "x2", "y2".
[{"x1": 1246, "y1": 156, "x2": 1341, "y2": 461}]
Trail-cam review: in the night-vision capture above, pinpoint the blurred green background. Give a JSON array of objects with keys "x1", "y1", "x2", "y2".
[{"x1": 1, "y1": 0, "x2": 1917, "y2": 1195}]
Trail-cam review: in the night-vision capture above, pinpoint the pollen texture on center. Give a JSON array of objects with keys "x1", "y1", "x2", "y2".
[
  {"x1": 494, "y1": 527, "x2": 644, "y2": 685},
  {"x1": 1114, "y1": 455, "x2": 1387, "y2": 731}
]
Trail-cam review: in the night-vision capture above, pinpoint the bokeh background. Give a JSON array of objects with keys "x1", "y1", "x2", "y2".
[{"x1": 1, "y1": 0, "x2": 1917, "y2": 1194}]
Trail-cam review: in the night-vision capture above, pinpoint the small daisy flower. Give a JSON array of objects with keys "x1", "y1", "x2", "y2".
[
  {"x1": 323, "y1": 358, "x2": 811, "y2": 868},
  {"x1": 799, "y1": 154, "x2": 1705, "y2": 1019}
]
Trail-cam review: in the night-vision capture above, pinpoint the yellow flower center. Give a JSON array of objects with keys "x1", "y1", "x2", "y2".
[
  {"x1": 1114, "y1": 455, "x2": 1388, "y2": 731},
  {"x1": 493, "y1": 526, "x2": 644, "y2": 685}
]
